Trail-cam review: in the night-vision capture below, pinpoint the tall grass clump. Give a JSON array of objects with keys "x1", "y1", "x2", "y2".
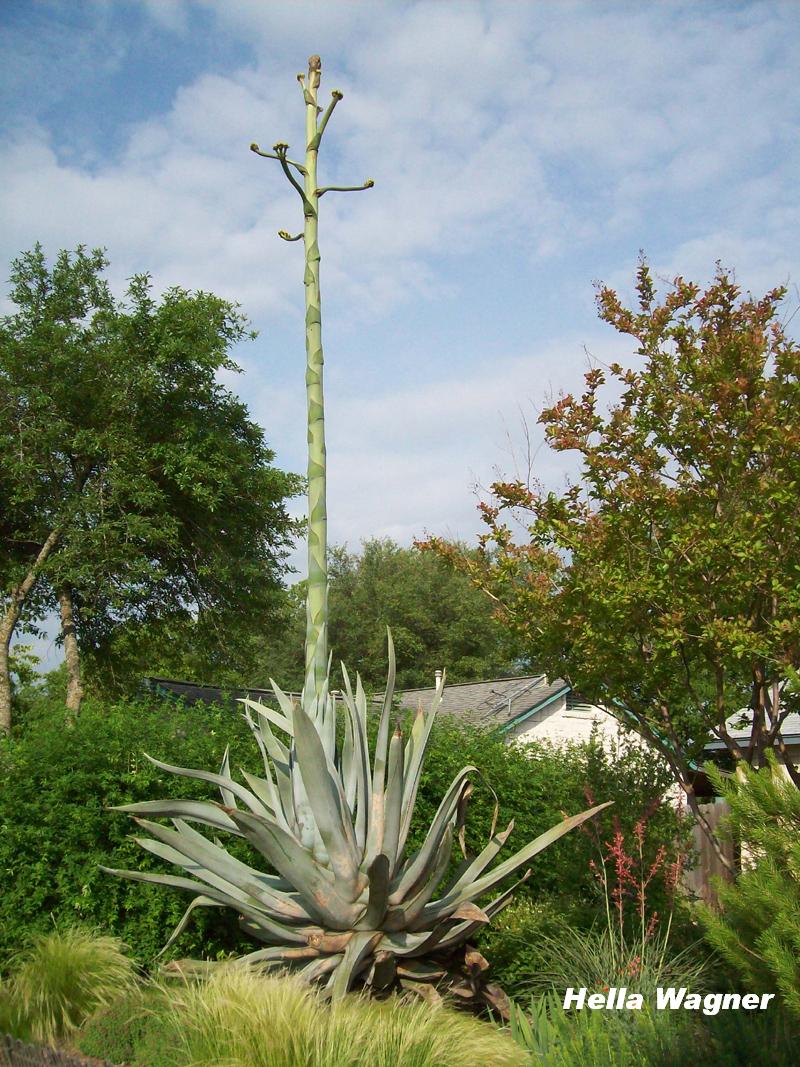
[
  {"x1": 524, "y1": 923, "x2": 708, "y2": 1003},
  {"x1": 508, "y1": 992, "x2": 702, "y2": 1067},
  {"x1": 163, "y1": 967, "x2": 526, "y2": 1067},
  {"x1": 7, "y1": 928, "x2": 136, "y2": 1044},
  {"x1": 0, "y1": 980, "x2": 16, "y2": 1036}
]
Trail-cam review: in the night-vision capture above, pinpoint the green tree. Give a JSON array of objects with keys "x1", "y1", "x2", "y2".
[
  {"x1": 0, "y1": 244, "x2": 302, "y2": 729},
  {"x1": 429, "y1": 264, "x2": 800, "y2": 862},
  {"x1": 258, "y1": 538, "x2": 523, "y2": 691}
]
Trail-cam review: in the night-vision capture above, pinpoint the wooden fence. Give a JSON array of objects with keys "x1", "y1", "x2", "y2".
[
  {"x1": 682, "y1": 799, "x2": 735, "y2": 905},
  {"x1": 0, "y1": 1035, "x2": 115, "y2": 1067}
]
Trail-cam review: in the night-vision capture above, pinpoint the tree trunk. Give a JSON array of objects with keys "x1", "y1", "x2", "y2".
[
  {"x1": 0, "y1": 528, "x2": 62, "y2": 734},
  {"x1": 58, "y1": 583, "x2": 83, "y2": 718}
]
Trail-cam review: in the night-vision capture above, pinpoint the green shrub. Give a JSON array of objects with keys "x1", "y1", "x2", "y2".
[
  {"x1": 699, "y1": 756, "x2": 800, "y2": 1016},
  {"x1": 0, "y1": 695, "x2": 258, "y2": 966},
  {"x1": 703, "y1": 1001, "x2": 800, "y2": 1066},
  {"x1": 162, "y1": 968, "x2": 526, "y2": 1067},
  {"x1": 0, "y1": 690, "x2": 687, "y2": 972},
  {"x1": 76, "y1": 987, "x2": 174, "y2": 1067},
  {"x1": 476, "y1": 896, "x2": 585, "y2": 995},
  {"x1": 412, "y1": 717, "x2": 690, "y2": 919},
  {"x1": 5, "y1": 928, "x2": 136, "y2": 1044},
  {"x1": 0, "y1": 980, "x2": 15, "y2": 1036}
]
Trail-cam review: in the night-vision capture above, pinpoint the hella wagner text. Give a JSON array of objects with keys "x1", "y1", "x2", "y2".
[{"x1": 564, "y1": 987, "x2": 775, "y2": 1016}]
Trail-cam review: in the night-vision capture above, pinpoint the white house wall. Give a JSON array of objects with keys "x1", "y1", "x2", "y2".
[{"x1": 506, "y1": 694, "x2": 625, "y2": 748}]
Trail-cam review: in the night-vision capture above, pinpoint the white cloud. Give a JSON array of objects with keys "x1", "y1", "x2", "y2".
[{"x1": 2, "y1": 0, "x2": 799, "y2": 644}]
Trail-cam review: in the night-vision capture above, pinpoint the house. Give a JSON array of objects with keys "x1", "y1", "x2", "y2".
[
  {"x1": 395, "y1": 673, "x2": 625, "y2": 748},
  {"x1": 703, "y1": 710, "x2": 800, "y2": 769}
]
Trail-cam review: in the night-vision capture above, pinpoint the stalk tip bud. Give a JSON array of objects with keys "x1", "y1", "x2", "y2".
[
  {"x1": 332, "y1": 89, "x2": 344, "y2": 100},
  {"x1": 249, "y1": 142, "x2": 259, "y2": 152},
  {"x1": 308, "y1": 55, "x2": 321, "y2": 71}
]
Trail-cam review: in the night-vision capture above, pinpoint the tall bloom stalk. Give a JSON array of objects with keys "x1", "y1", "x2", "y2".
[{"x1": 251, "y1": 54, "x2": 373, "y2": 692}]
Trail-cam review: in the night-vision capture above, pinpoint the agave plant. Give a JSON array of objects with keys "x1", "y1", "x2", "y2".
[
  {"x1": 103, "y1": 55, "x2": 609, "y2": 1012},
  {"x1": 104, "y1": 636, "x2": 608, "y2": 1011}
]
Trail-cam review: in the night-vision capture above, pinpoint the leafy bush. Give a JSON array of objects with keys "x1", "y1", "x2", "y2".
[
  {"x1": 76, "y1": 987, "x2": 174, "y2": 1067},
  {"x1": 0, "y1": 694, "x2": 258, "y2": 966},
  {"x1": 476, "y1": 897, "x2": 584, "y2": 995},
  {"x1": 700, "y1": 756, "x2": 800, "y2": 1015},
  {"x1": 2, "y1": 928, "x2": 136, "y2": 1044},
  {"x1": 703, "y1": 1002, "x2": 800, "y2": 1066},
  {"x1": 0, "y1": 688, "x2": 687, "y2": 973},
  {"x1": 508, "y1": 990, "x2": 799, "y2": 1067},
  {"x1": 411, "y1": 716, "x2": 690, "y2": 917}
]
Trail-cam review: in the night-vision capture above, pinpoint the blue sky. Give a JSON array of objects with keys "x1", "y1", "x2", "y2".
[{"x1": 2, "y1": 0, "x2": 799, "y2": 666}]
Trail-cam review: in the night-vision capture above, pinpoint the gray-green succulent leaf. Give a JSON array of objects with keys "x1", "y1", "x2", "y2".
[{"x1": 106, "y1": 631, "x2": 610, "y2": 1000}]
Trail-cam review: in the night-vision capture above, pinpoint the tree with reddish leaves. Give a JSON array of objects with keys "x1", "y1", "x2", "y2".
[{"x1": 424, "y1": 262, "x2": 800, "y2": 864}]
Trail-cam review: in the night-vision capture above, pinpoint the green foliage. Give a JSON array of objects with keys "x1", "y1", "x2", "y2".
[
  {"x1": 508, "y1": 990, "x2": 800, "y2": 1067},
  {"x1": 699, "y1": 757, "x2": 800, "y2": 1015},
  {"x1": 0, "y1": 683, "x2": 685, "y2": 991},
  {"x1": 0, "y1": 694, "x2": 260, "y2": 965},
  {"x1": 2, "y1": 928, "x2": 136, "y2": 1044},
  {"x1": 434, "y1": 262, "x2": 800, "y2": 798},
  {"x1": 702, "y1": 1003, "x2": 800, "y2": 1067},
  {"x1": 0, "y1": 243, "x2": 301, "y2": 712},
  {"x1": 410, "y1": 720, "x2": 688, "y2": 921},
  {"x1": 158, "y1": 968, "x2": 526, "y2": 1067},
  {"x1": 476, "y1": 898, "x2": 578, "y2": 995},
  {"x1": 76, "y1": 987, "x2": 174, "y2": 1067},
  {"x1": 260, "y1": 539, "x2": 523, "y2": 692},
  {"x1": 508, "y1": 992, "x2": 702, "y2": 1067},
  {"x1": 110, "y1": 643, "x2": 606, "y2": 1008},
  {"x1": 522, "y1": 924, "x2": 709, "y2": 1002}
]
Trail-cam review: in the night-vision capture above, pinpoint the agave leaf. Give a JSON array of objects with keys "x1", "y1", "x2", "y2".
[
  {"x1": 382, "y1": 729, "x2": 405, "y2": 871},
  {"x1": 110, "y1": 799, "x2": 243, "y2": 837},
  {"x1": 102, "y1": 862, "x2": 308, "y2": 944},
  {"x1": 226, "y1": 807, "x2": 359, "y2": 928},
  {"x1": 292, "y1": 701, "x2": 359, "y2": 882},
  {"x1": 416, "y1": 801, "x2": 612, "y2": 926},
  {"x1": 388, "y1": 766, "x2": 477, "y2": 904},
  {"x1": 372, "y1": 630, "x2": 395, "y2": 797},
  {"x1": 340, "y1": 688, "x2": 356, "y2": 810},
  {"x1": 359, "y1": 853, "x2": 390, "y2": 930},
  {"x1": 298, "y1": 954, "x2": 343, "y2": 983},
  {"x1": 142, "y1": 753, "x2": 272, "y2": 817},
  {"x1": 157, "y1": 895, "x2": 224, "y2": 957},
  {"x1": 129, "y1": 820, "x2": 304, "y2": 920},
  {"x1": 441, "y1": 818, "x2": 516, "y2": 896},
  {"x1": 431, "y1": 870, "x2": 532, "y2": 953},
  {"x1": 340, "y1": 663, "x2": 370, "y2": 849},
  {"x1": 240, "y1": 767, "x2": 292, "y2": 835},
  {"x1": 365, "y1": 950, "x2": 396, "y2": 990},
  {"x1": 384, "y1": 824, "x2": 454, "y2": 931},
  {"x1": 329, "y1": 931, "x2": 382, "y2": 1000},
  {"x1": 352, "y1": 673, "x2": 371, "y2": 848},
  {"x1": 242, "y1": 701, "x2": 289, "y2": 767},
  {"x1": 398, "y1": 679, "x2": 444, "y2": 855},
  {"x1": 218, "y1": 746, "x2": 238, "y2": 809}
]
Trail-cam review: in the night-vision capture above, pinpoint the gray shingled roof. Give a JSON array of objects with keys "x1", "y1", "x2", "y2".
[
  {"x1": 704, "y1": 710, "x2": 800, "y2": 749},
  {"x1": 396, "y1": 674, "x2": 570, "y2": 730},
  {"x1": 141, "y1": 677, "x2": 292, "y2": 708}
]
